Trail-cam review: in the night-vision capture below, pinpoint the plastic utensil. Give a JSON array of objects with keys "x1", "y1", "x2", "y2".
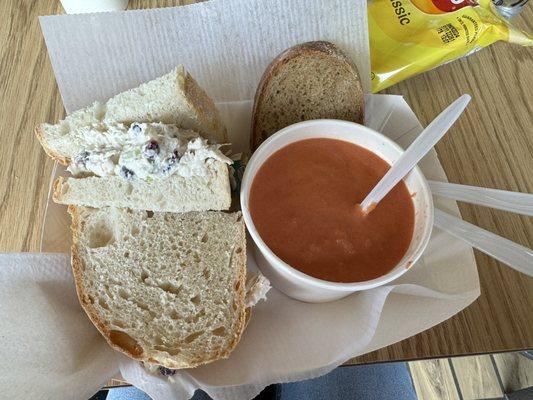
[
  {"x1": 360, "y1": 94, "x2": 471, "y2": 213},
  {"x1": 433, "y1": 209, "x2": 533, "y2": 277},
  {"x1": 429, "y1": 181, "x2": 533, "y2": 217}
]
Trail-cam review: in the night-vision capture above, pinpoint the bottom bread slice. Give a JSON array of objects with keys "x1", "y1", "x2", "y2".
[
  {"x1": 54, "y1": 161, "x2": 231, "y2": 212},
  {"x1": 70, "y1": 206, "x2": 247, "y2": 369}
]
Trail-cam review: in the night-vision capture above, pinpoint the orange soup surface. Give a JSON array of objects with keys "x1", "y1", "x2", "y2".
[{"x1": 249, "y1": 138, "x2": 415, "y2": 283}]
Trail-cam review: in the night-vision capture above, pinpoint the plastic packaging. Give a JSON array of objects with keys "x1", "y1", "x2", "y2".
[{"x1": 368, "y1": 0, "x2": 533, "y2": 92}]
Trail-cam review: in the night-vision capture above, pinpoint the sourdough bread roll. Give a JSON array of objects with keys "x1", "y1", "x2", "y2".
[{"x1": 70, "y1": 206, "x2": 247, "y2": 369}]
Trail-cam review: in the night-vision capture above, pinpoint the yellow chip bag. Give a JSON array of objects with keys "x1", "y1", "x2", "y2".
[{"x1": 368, "y1": 0, "x2": 533, "y2": 92}]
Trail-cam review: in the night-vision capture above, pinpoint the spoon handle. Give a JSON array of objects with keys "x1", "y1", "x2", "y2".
[
  {"x1": 429, "y1": 181, "x2": 533, "y2": 216},
  {"x1": 433, "y1": 208, "x2": 533, "y2": 277},
  {"x1": 360, "y1": 94, "x2": 471, "y2": 212}
]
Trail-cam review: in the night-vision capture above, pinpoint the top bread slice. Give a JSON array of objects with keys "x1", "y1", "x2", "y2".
[
  {"x1": 70, "y1": 206, "x2": 247, "y2": 369},
  {"x1": 251, "y1": 41, "x2": 364, "y2": 151},
  {"x1": 36, "y1": 65, "x2": 227, "y2": 165}
]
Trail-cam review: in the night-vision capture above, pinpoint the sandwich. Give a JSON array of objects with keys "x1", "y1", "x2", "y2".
[
  {"x1": 52, "y1": 123, "x2": 232, "y2": 213},
  {"x1": 36, "y1": 65, "x2": 227, "y2": 163},
  {"x1": 35, "y1": 66, "x2": 264, "y2": 369},
  {"x1": 37, "y1": 66, "x2": 231, "y2": 213}
]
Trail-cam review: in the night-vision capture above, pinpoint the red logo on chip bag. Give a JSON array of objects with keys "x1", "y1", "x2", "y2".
[
  {"x1": 411, "y1": 0, "x2": 478, "y2": 14},
  {"x1": 432, "y1": 0, "x2": 478, "y2": 12}
]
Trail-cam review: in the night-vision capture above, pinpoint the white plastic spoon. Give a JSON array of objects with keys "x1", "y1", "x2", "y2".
[
  {"x1": 434, "y1": 209, "x2": 533, "y2": 277},
  {"x1": 360, "y1": 94, "x2": 471, "y2": 213},
  {"x1": 429, "y1": 181, "x2": 533, "y2": 216}
]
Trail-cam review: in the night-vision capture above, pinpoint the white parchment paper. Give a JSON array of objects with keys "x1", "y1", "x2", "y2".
[
  {"x1": 0, "y1": 254, "x2": 119, "y2": 400},
  {"x1": 39, "y1": 0, "x2": 371, "y2": 111},
  {"x1": 32, "y1": 96, "x2": 480, "y2": 400},
  {"x1": 0, "y1": 1, "x2": 479, "y2": 399}
]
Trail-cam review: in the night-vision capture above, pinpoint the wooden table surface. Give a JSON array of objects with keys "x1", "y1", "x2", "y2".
[{"x1": 0, "y1": 0, "x2": 531, "y2": 366}]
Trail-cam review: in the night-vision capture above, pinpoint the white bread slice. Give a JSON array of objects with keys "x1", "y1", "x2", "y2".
[
  {"x1": 70, "y1": 206, "x2": 247, "y2": 369},
  {"x1": 36, "y1": 66, "x2": 227, "y2": 165},
  {"x1": 53, "y1": 161, "x2": 231, "y2": 212}
]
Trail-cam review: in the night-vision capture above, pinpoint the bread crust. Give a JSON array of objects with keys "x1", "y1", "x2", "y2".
[
  {"x1": 251, "y1": 41, "x2": 365, "y2": 151},
  {"x1": 184, "y1": 70, "x2": 229, "y2": 143},
  {"x1": 69, "y1": 206, "x2": 248, "y2": 369},
  {"x1": 52, "y1": 176, "x2": 65, "y2": 203},
  {"x1": 35, "y1": 125, "x2": 70, "y2": 166}
]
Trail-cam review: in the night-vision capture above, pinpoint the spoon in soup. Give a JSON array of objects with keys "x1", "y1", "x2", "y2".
[
  {"x1": 359, "y1": 94, "x2": 471, "y2": 214},
  {"x1": 359, "y1": 94, "x2": 533, "y2": 276}
]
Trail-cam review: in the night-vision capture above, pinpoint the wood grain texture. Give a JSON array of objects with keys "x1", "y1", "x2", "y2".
[
  {"x1": 353, "y1": 8, "x2": 533, "y2": 364},
  {"x1": 452, "y1": 355, "x2": 503, "y2": 399},
  {"x1": 493, "y1": 352, "x2": 533, "y2": 393},
  {"x1": 0, "y1": 0, "x2": 63, "y2": 252},
  {"x1": 0, "y1": 0, "x2": 531, "y2": 363},
  {"x1": 409, "y1": 359, "x2": 460, "y2": 400}
]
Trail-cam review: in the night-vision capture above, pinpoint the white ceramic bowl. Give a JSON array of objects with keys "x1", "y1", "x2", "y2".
[{"x1": 241, "y1": 120, "x2": 434, "y2": 303}]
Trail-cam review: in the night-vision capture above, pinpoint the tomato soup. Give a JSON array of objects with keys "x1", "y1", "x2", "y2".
[{"x1": 249, "y1": 138, "x2": 415, "y2": 283}]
